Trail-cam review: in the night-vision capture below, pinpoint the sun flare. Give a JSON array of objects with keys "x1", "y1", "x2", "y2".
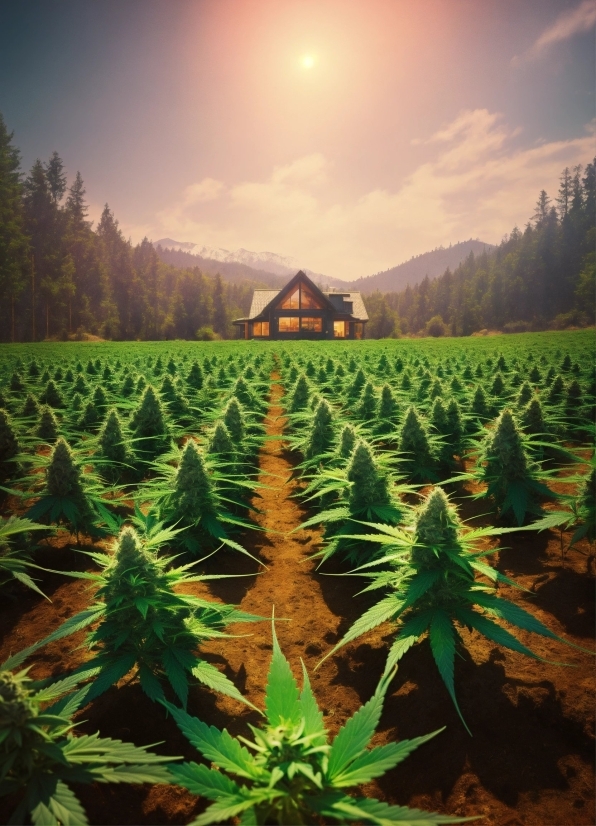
[{"x1": 300, "y1": 54, "x2": 316, "y2": 69}]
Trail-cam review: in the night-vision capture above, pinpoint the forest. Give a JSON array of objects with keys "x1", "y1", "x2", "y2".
[{"x1": 0, "y1": 111, "x2": 594, "y2": 342}]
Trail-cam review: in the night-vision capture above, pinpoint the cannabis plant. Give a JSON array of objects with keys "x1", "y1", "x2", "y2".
[
  {"x1": 36, "y1": 406, "x2": 59, "y2": 443},
  {"x1": 471, "y1": 409, "x2": 555, "y2": 524},
  {"x1": 299, "y1": 440, "x2": 407, "y2": 566},
  {"x1": 0, "y1": 408, "x2": 19, "y2": 474},
  {"x1": 166, "y1": 621, "x2": 462, "y2": 826},
  {"x1": 0, "y1": 666, "x2": 175, "y2": 825},
  {"x1": 303, "y1": 398, "x2": 335, "y2": 463},
  {"x1": 25, "y1": 437, "x2": 106, "y2": 536},
  {"x1": 10, "y1": 526, "x2": 262, "y2": 708},
  {"x1": 154, "y1": 439, "x2": 260, "y2": 558},
  {"x1": 323, "y1": 487, "x2": 585, "y2": 733},
  {"x1": 130, "y1": 385, "x2": 171, "y2": 458},
  {"x1": 397, "y1": 407, "x2": 439, "y2": 482}
]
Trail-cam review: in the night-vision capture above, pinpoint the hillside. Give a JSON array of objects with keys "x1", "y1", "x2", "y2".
[
  {"x1": 154, "y1": 238, "x2": 494, "y2": 294},
  {"x1": 347, "y1": 239, "x2": 495, "y2": 294}
]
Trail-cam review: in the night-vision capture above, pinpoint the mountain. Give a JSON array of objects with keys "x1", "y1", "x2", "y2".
[
  {"x1": 153, "y1": 237, "x2": 495, "y2": 294},
  {"x1": 154, "y1": 238, "x2": 336, "y2": 285},
  {"x1": 346, "y1": 239, "x2": 495, "y2": 294}
]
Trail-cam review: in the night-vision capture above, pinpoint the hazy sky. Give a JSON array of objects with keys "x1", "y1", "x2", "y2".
[{"x1": 1, "y1": 0, "x2": 594, "y2": 279}]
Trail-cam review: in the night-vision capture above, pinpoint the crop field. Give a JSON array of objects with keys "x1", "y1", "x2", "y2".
[{"x1": 0, "y1": 329, "x2": 594, "y2": 826}]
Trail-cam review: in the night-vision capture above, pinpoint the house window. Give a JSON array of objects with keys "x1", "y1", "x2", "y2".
[
  {"x1": 278, "y1": 316, "x2": 300, "y2": 332},
  {"x1": 353, "y1": 323, "x2": 363, "y2": 340},
  {"x1": 280, "y1": 288, "x2": 300, "y2": 309},
  {"x1": 252, "y1": 321, "x2": 270, "y2": 337},
  {"x1": 301, "y1": 317, "x2": 322, "y2": 332},
  {"x1": 300, "y1": 286, "x2": 323, "y2": 309},
  {"x1": 333, "y1": 320, "x2": 346, "y2": 338},
  {"x1": 279, "y1": 285, "x2": 324, "y2": 310}
]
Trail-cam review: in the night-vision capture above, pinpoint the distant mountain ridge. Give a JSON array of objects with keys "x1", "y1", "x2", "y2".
[{"x1": 153, "y1": 237, "x2": 495, "y2": 294}]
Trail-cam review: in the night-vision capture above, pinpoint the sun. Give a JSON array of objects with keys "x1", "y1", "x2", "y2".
[{"x1": 300, "y1": 54, "x2": 316, "y2": 69}]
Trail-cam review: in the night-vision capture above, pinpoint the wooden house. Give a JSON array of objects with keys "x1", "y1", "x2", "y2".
[{"x1": 234, "y1": 271, "x2": 368, "y2": 340}]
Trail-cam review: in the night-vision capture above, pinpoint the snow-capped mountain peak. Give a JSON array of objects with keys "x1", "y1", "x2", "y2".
[{"x1": 154, "y1": 239, "x2": 303, "y2": 278}]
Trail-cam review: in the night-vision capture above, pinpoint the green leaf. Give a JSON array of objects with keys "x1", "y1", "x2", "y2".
[
  {"x1": 327, "y1": 672, "x2": 392, "y2": 781},
  {"x1": 473, "y1": 594, "x2": 559, "y2": 640},
  {"x1": 162, "y1": 649, "x2": 189, "y2": 707},
  {"x1": 163, "y1": 703, "x2": 259, "y2": 780},
  {"x1": 319, "y1": 595, "x2": 402, "y2": 668},
  {"x1": 384, "y1": 611, "x2": 433, "y2": 673},
  {"x1": 325, "y1": 794, "x2": 476, "y2": 824},
  {"x1": 138, "y1": 664, "x2": 166, "y2": 703},
  {"x1": 191, "y1": 660, "x2": 257, "y2": 710},
  {"x1": 332, "y1": 730, "x2": 443, "y2": 787},
  {"x1": 84, "y1": 653, "x2": 137, "y2": 701},
  {"x1": 169, "y1": 761, "x2": 241, "y2": 799},
  {"x1": 454, "y1": 607, "x2": 543, "y2": 661},
  {"x1": 299, "y1": 661, "x2": 327, "y2": 747},
  {"x1": 264, "y1": 621, "x2": 301, "y2": 727},
  {"x1": 428, "y1": 611, "x2": 469, "y2": 735}
]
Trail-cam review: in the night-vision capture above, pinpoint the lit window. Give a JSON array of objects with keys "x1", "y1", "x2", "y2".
[
  {"x1": 278, "y1": 316, "x2": 300, "y2": 332},
  {"x1": 301, "y1": 317, "x2": 322, "y2": 332},
  {"x1": 333, "y1": 321, "x2": 346, "y2": 338},
  {"x1": 252, "y1": 321, "x2": 270, "y2": 337},
  {"x1": 280, "y1": 288, "x2": 300, "y2": 309},
  {"x1": 300, "y1": 287, "x2": 323, "y2": 309}
]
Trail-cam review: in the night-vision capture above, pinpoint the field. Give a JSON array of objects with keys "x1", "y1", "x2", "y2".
[{"x1": 0, "y1": 330, "x2": 594, "y2": 826}]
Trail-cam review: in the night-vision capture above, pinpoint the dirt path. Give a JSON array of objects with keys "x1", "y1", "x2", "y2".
[{"x1": 200, "y1": 371, "x2": 375, "y2": 719}]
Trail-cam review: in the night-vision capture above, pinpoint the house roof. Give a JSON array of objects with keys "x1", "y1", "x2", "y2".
[{"x1": 240, "y1": 271, "x2": 368, "y2": 321}]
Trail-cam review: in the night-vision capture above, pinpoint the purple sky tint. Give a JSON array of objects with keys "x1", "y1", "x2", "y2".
[{"x1": 1, "y1": 0, "x2": 594, "y2": 279}]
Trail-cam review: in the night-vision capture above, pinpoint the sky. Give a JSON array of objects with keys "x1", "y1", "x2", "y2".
[{"x1": 0, "y1": 0, "x2": 594, "y2": 279}]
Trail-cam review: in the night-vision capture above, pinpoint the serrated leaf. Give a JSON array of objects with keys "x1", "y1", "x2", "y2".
[
  {"x1": 192, "y1": 660, "x2": 256, "y2": 710},
  {"x1": 384, "y1": 611, "x2": 433, "y2": 672},
  {"x1": 332, "y1": 731, "x2": 442, "y2": 787},
  {"x1": 163, "y1": 703, "x2": 259, "y2": 780},
  {"x1": 320, "y1": 595, "x2": 402, "y2": 668},
  {"x1": 264, "y1": 623, "x2": 301, "y2": 727},
  {"x1": 298, "y1": 661, "x2": 327, "y2": 747},
  {"x1": 169, "y1": 761, "x2": 241, "y2": 798},
  {"x1": 428, "y1": 611, "x2": 469, "y2": 735},
  {"x1": 327, "y1": 673, "x2": 392, "y2": 780},
  {"x1": 138, "y1": 664, "x2": 166, "y2": 703}
]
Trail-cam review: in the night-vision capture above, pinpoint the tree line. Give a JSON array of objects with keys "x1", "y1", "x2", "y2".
[
  {"x1": 364, "y1": 161, "x2": 595, "y2": 338},
  {"x1": 0, "y1": 114, "x2": 255, "y2": 342},
  {"x1": 0, "y1": 110, "x2": 593, "y2": 341}
]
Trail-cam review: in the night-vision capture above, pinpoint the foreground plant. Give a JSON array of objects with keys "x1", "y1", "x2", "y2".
[
  {"x1": 7, "y1": 526, "x2": 262, "y2": 708},
  {"x1": 0, "y1": 667, "x2": 175, "y2": 825},
  {"x1": 165, "y1": 621, "x2": 467, "y2": 826},
  {"x1": 322, "y1": 487, "x2": 587, "y2": 733}
]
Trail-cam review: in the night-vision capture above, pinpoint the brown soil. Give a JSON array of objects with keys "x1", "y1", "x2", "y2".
[{"x1": 0, "y1": 373, "x2": 594, "y2": 825}]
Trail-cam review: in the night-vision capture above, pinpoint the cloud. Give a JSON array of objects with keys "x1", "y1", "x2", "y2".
[
  {"x1": 513, "y1": 0, "x2": 596, "y2": 64},
  {"x1": 145, "y1": 112, "x2": 594, "y2": 280}
]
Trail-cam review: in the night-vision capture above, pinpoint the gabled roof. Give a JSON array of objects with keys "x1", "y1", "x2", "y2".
[{"x1": 239, "y1": 271, "x2": 368, "y2": 321}]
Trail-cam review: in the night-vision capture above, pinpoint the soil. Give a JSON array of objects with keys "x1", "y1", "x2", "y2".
[{"x1": 0, "y1": 373, "x2": 594, "y2": 825}]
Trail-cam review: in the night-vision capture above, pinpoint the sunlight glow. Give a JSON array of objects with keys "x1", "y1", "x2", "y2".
[{"x1": 300, "y1": 53, "x2": 316, "y2": 69}]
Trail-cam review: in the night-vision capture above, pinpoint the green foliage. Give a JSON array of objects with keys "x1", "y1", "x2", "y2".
[
  {"x1": 474, "y1": 409, "x2": 553, "y2": 524},
  {"x1": 289, "y1": 375, "x2": 310, "y2": 414},
  {"x1": 21, "y1": 393, "x2": 40, "y2": 418},
  {"x1": 304, "y1": 399, "x2": 334, "y2": 462},
  {"x1": 338, "y1": 424, "x2": 357, "y2": 460},
  {"x1": 0, "y1": 407, "x2": 19, "y2": 468},
  {"x1": 130, "y1": 385, "x2": 170, "y2": 457},
  {"x1": 39, "y1": 379, "x2": 64, "y2": 409},
  {"x1": 324, "y1": 488, "x2": 585, "y2": 733},
  {"x1": 397, "y1": 407, "x2": 437, "y2": 481},
  {"x1": 167, "y1": 622, "x2": 460, "y2": 826},
  {"x1": 26, "y1": 437, "x2": 100, "y2": 533},
  {"x1": 37, "y1": 405, "x2": 59, "y2": 442},
  {"x1": 0, "y1": 516, "x2": 49, "y2": 598},
  {"x1": 0, "y1": 666, "x2": 175, "y2": 825}
]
